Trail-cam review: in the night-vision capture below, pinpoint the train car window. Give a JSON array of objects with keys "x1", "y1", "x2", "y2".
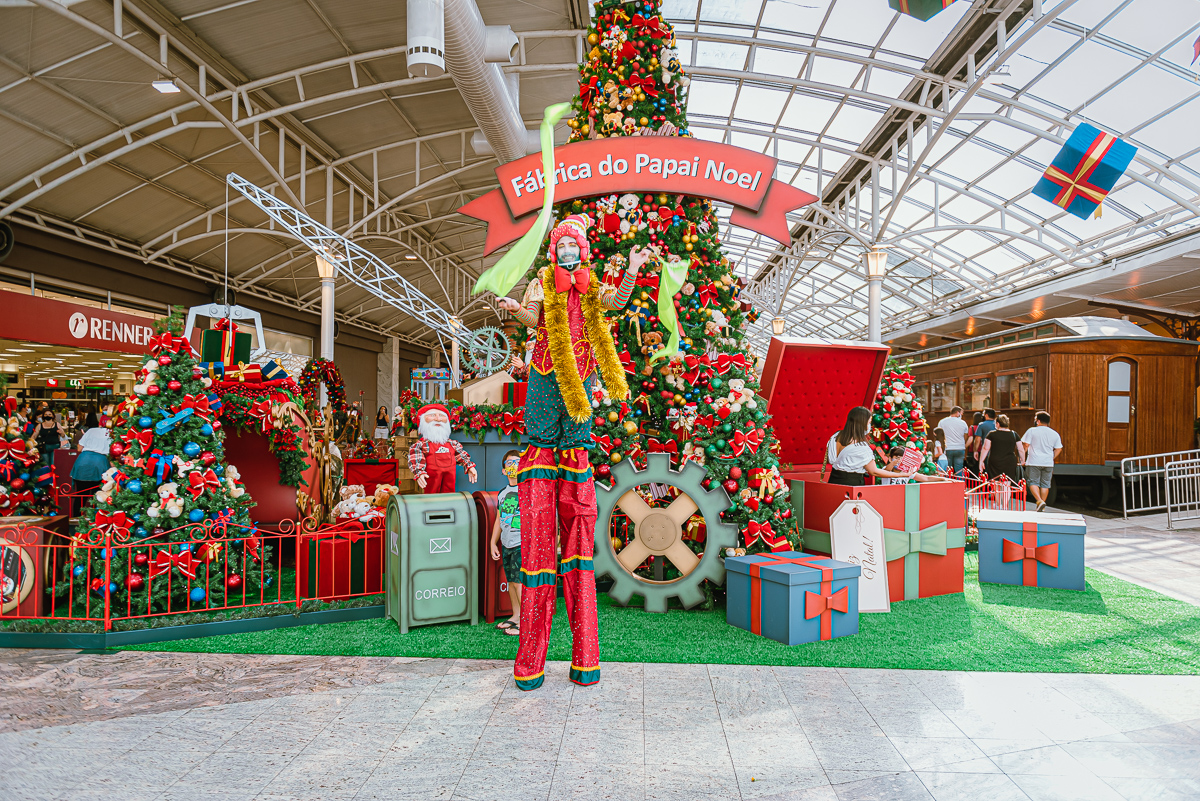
[
  {"x1": 913, "y1": 382, "x2": 930, "y2": 408},
  {"x1": 930, "y1": 380, "x2": 957, "y2": 414},
  {"x1": 949, "y1": 346, "x2": 961, "y2": 355},
  {"x1": 1003, "y1": 334, "x2": 1017, "y2": 343},
  {"x1": 1036, "y1": 325, "x2": 1056, "y2": 338},
  {"x1": 1018, "y1": 329, "x2": 1036, "y2": 340},
  {"x1": 996, "y1": 369, "x2": 1034, "y2": 409},
  {"x1": 986, "y1": 338, "x2": 1002, "y2": 347},
  {"x1": 962, "y1": 376, "x2": 992, "y2": 411}
]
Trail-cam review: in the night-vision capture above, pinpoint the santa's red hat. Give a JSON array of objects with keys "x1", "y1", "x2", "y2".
[{"x1": 417, "y1": 404, "x2": 450, "y2": 420}]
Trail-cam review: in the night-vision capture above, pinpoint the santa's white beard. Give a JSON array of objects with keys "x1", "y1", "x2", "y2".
[{"x1": 419, "y1": 418, "x2": 451, "y2": 444}]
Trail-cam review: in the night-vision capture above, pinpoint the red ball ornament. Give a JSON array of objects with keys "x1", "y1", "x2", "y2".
[
  {"x1": 133, "y1": 552, "x2": 149, "y2": 567},
  {"x1": 193, "y1": 367, "x2": 203, "y2": 378},
  {"x1": 595, "y1": 417, "x2": 605, "y2": 427},
  {"x1": 765, "y1": 495, "x2": 775, "y2": 505},
  {"x1": 781, "y1": 508, "x2": 792, "y2": 519},
  {"x1": 200, "y1": 451, "x2": 216, "y2": 466},
  {"x1": 146, "y1": 384, "x2": 161, "y2": 396},
  {"x1": 109, "y1": 442, "x2": 126, "y2": 458},
  {"x1": 157, "y1": 354, "x2": 172, "y2": 366},
  {"x1": 227, "y1": 574, "x2": 243, "y2": 590},
  {"x1": 729, "y1": 466, "x2": 743, "y2": 480},
  {"x1": 126, "y1": 572, "x2": 144, "y2": 591},
  {"x1": 9, "y1": 478, "x2": 25, "y2": 491},
  {"x1": 596, "y1": 464, "x2": 612, "y2": 479},
  {"x1": 722, "y1": 478, "x2": 739, "y2": 493},
  {"x1": 168, "y1": 380, "x2": 182, "y2": 391},
  {"x1": 612, "y1": 438, "x2": 623, "y2": 449}
]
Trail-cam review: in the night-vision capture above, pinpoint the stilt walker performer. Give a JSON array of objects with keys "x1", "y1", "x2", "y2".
[
  {"x1": 472, "y1": 103, "x2": 652, "y2": 690},
  {"x1": 494, "y1": 215, "x2": 651, "y2": 690}
]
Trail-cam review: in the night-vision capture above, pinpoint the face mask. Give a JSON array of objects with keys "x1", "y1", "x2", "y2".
[
  {"x1": 558, "y1": 254, "x2": 581, "y2": 269},
  {"x1": 503, "y1": 464, "x2": 518, "y2": 480}
]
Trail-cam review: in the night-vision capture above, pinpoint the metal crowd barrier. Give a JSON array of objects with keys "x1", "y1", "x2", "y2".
[
  {"x1": 1120, "y1": 449, "x2": 1200, "y2": 518},
  {"x1": 1165, "y1": 458, "x2": 1200, "y2": 531}
]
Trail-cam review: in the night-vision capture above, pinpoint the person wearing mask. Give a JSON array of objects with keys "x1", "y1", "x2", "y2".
[
  {"x1": 69, "y1": 412, "x2": 111, "y2": 508},
  {"x1": 373, "y1": 405, "x2": 390, "y2": 439},
  {"x1": 29, "y1": 409, "x2": 67, "y2": 468},
  {"x1": 1018, "y1": 411, "x2": 1063, "y2": 512},
  {"x1": 825, "y1": 406, "x2": 917, "y2": 487},
  {"x1": 936, "y1": 406, "x2": 969, "y2": 477},
  {"x1": 979, "y1": 414, "x2": 1020, "y2": 484}
]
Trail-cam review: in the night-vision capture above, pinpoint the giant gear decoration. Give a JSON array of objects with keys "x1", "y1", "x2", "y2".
[
  {"x1": 463, "y1": 325, "x2": 512, "y2": 374},
  {"x1": 594, "y1": 453, "x2": 738, "y2": 612}
]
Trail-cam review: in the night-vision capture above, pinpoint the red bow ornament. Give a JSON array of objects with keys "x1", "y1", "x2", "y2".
[
  {"x1": 121, "y1": 428, "x2": 154, "y2": 452},
  {"x1": 592, "y1": 433, "x2": 612, "y2": 450},
  {"x1": 626, "y1": 73, "x2": 659, "y2": 98},
  {"x1": 150, "y1": 549, "x2": 199, "y2": 580},
  {"x1": 731, "y1": 428, "x2": 763, "y2": 457},
  {"x1": 188, "y1": 468, "x2": 222, "y2": 500},
  {"x1": 630, "y1": 13, "x2": 669, "y2": 39},
  {"x1": 744, "y1": 520, "x2": 788, "y2": 551},
  {"x1": 715, "y1": 353, "x2": 748, "y2": 375},
  {"x1": 244, "y1": 536, "x2": 262, "y2": 563},
  {"x1": 698, "y1": 283, "x2": 720, "y2": 306},
  {"x1": 693, "y1": 414, "x2": 715, "y2": 430},
  {"x1": 646, "y1": 437, "x2": 679, "y2": 454},
  {"x1": 619, "y1": 349, "x2": 637, "y2": 375},
  {"x1": 500, "y1": 410, "x2": 524, "y2": 436},
  {"x1": 94, "y1": 510, "x2": 132, "y2": 539},
  {"x1": 555, "y1": 264, "x2": 592, "y2": 294},
  {"x1": 248, "y1": 399, "x2": 273, "y2": 433},
  {"x1": 682, "y1": 355, "x2": 711, "y2": 384},
  {"x1": 178, "y1": 394, "x2": 213, "y2": 422},
  {"x1": 805, "y1": 585, "x2": 850, "y2": 640},
  {"x1": 0, "y1": 440, "x2": 35, "y2": 467},
  {"x1": 580, "y1": 75, "x2": 601, "y2": 112}
]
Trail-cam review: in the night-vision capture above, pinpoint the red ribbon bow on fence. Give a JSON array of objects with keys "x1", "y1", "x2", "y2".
[
  {"x1": 244, "y1": 536, "x2": 262, "y2": 563},
  {"x1": 94, "y1": 510, "x2": 132, "y2": 538},
  {"x1": 151, "y1": 549, "x2": 199, "y2": 580},
  {"x1": 188, "y1": 468, "x2": 222, "y2": 499},
  {"x1": 1001, "y1": 522, "x2": 1060, "y2": 586}
]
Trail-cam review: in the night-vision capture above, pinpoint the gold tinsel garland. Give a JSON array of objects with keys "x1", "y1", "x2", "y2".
[{"x1": 541, "y1": 266, "x2": 629, "y2": 422}]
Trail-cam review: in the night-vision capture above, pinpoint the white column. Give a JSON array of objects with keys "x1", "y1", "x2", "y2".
[
  {"x1": 867, "y1": 277, "x2": 882, "y2": 343},
  {"x1": 316, "y1": 255, "x2": 338, "y2": 406}
]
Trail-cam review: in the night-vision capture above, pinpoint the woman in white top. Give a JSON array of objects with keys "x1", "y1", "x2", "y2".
[{"x1": 826, "y1": 406, "x2": 917, "y2": 487}]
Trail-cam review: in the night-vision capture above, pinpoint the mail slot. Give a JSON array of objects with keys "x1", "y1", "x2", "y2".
[{"x1": 385, "y1": 491, "x2": 479, "y2": 633}]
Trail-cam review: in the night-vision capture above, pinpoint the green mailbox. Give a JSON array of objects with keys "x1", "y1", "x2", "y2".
[{"x1": 386, "y1": 492, "x2": 479, "y2": 634}]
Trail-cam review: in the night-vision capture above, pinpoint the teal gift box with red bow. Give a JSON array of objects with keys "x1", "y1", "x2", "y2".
[
  {"x1": 726, "y1": 552, "x2": 860, "y2": 645},
  {"x1": 976, "y1": 510, "x2": 1086, "y2": 591}
]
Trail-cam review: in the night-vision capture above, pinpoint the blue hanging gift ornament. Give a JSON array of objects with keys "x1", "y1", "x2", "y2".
[{"x1": 1032, "y1": 123, "x2": 1137, "y2": 221}]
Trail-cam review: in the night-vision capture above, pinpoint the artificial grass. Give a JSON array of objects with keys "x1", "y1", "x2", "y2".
[{"x1": 121, "y1": 555, "x2": 1200, "y2": 674}]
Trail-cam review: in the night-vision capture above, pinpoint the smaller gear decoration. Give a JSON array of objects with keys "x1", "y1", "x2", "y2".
[
  {"x1": 594, "y1": 453, "x2": 738, "y2": 612},
  {"x1": 464, "y1": 326, "x2": 511, "y2": 375}
]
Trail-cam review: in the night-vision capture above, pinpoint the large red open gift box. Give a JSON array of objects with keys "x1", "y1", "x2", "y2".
[{"x1": 759, "y1": 336, "x2": 966, "y2": 602}]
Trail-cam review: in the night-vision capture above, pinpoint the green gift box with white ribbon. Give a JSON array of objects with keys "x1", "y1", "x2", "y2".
[{"x1": 790, "y1": 479, "x2": 966, "y2": 602}]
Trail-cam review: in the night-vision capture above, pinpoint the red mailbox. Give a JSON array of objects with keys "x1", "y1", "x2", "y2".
[{"x1": 473, "y1": 491, "x2": 513, "y2": 623}]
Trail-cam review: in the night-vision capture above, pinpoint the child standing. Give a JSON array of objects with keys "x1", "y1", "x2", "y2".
[{"x1": 489, "y1": 450, "x2": 522, "y2": 635}]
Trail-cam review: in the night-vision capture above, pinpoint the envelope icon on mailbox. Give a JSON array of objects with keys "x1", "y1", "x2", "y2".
[{"x1": 429, "y1": 537, "x2": 452, "y2": 554}]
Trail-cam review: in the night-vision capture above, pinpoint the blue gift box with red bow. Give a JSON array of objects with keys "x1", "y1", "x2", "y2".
[
  {"x1": 976, "y1": 510, "x2": 1086, "y2": 591},
  {"x1": 726, "y1": 551, "x2": 860, "y2": 645}
]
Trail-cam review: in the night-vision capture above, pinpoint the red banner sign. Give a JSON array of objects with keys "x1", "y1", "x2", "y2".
[
  {"x1": 459, "y1": 138, "x2": 818, "y2": 255},
  {"x1": 0, "y1": 292, "x2": 157, "y2": 355}
]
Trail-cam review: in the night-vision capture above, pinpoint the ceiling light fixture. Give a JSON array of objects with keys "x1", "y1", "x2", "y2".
[
  {"x1": 404, "y1": 254, "x2": 419, "y2": 261},
  {"x1": 152, "y1": 78, "x2": 180, "y2": 94}
]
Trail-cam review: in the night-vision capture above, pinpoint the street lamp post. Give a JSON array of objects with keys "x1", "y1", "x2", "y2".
[{"x1": 864, "y1": 250, "x2": 887, "y2": 343}]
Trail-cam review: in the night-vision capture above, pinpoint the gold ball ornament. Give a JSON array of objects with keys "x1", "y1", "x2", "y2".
[
  {"x1": 685, "y1": 243, "x2": 693, "y2": 251},
  {"x1": 640, "y1": 117, "x2": 649, "y2": 126},
  {"x1": 611, "y1": 536, "x2": 624, "y2": 551},
  {"x1": 610, "y1": 452, "x2": 623, "y2": 463},
  {"x1": 637, "y1": 92, "x2": 646, "y2": 101},
  {"x1": 623, "y1": 420, "x2": 638, "y2": 434},
  {"x1": 608, "y1": 411, "x2": 619, "y2": 422},
  {"x1": 580, "y1": 124, "x2": 590, "y2": 135},
  {"x1": 588, "y1": 33, "x2": 598, "y2": 45}
]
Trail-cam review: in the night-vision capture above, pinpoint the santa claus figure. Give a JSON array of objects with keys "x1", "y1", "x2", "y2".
[{"x1": 407, "y1": 404, "x2": 477, "y2": 493}]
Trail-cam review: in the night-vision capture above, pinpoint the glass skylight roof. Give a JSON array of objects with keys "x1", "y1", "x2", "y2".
[{"x1": 664, "y1": 0, "x2": 1200, "y2": 342}]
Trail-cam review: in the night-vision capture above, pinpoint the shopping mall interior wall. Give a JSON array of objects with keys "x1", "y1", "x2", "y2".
[{"x1": 3, "y1": 224, "x2": 432, "y2": 415}]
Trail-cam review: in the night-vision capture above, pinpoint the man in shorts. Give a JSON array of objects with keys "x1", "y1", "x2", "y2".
[{"x1": 1019, "y1": 411, "x2": 1063, "y2": 512}]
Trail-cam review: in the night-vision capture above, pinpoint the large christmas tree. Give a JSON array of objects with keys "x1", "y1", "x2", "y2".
[
  {"x1": 514, "y1": 0, "x2": 797, "y2": 558},
  {"x1": 60, "y1": 309, "x2": 272, "y2": 613}
]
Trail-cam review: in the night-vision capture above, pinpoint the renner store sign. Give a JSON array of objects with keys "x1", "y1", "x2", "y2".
[{"x1": 0, "y1": 293, "x2": 156, "y2": 354}]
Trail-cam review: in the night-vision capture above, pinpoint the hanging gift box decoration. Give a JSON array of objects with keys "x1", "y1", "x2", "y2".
[
  {"x1": 1032, "y1": 123, "x2": 1137, "y2": 220},
  {"x1": 887, "y1": 0, "x2": 956, "y2": 21}
]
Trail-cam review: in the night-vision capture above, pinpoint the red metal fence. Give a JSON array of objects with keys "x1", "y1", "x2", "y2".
[{"x1": 0, "y1": 512, "x2": 385, "y2": 630}]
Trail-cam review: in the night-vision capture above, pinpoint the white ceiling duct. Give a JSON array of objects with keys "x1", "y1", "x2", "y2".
[
  {"x1": 407, "y1": 0, "x2": 446, "y2": 78},
  {"x1": 443, "y1": 0, "x2": 531, "y2": 163}
]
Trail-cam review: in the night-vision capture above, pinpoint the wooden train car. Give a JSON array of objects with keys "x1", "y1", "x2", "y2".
[{"x1": 904, "y1": 317, "x2": 1197, "y2": 500}]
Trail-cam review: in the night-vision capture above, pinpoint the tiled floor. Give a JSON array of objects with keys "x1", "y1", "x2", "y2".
[
  {"x1": 4, "y1": 653, "x2": 1200, "y2": 801},
  {"x1": 4, "y1": 509, "x2": 1200, "y2": 801}
]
